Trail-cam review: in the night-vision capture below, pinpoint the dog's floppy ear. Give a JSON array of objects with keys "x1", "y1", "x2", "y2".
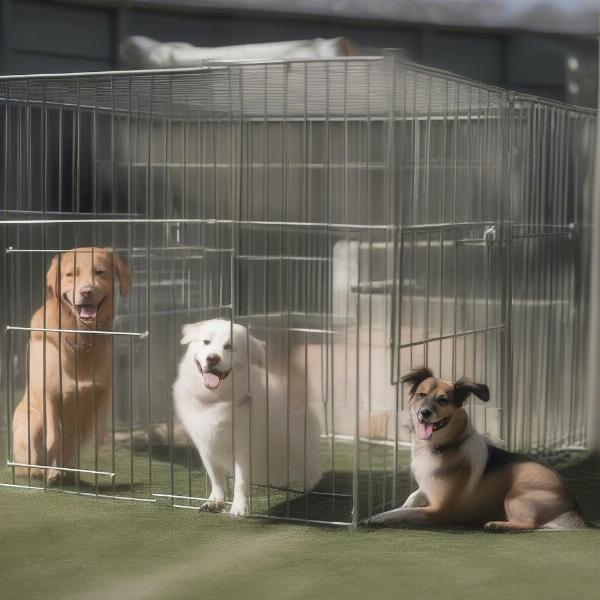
[
  {"x1": 46, "y1": 254, "x2": 60, "y2": 299},
  {"x1": 180, "y1": 322, "x2": 202, "y2": 346},
  {"x1": 400, "y1": 366, "x2": 434, "y2": 395},
  {"x1": 248, "y1": 334, "x2": 266, "y2": 368},
  {"x1": 453, "y1": 377, "x2": 490, "y2": 405},
  {"x1": 110, "y1": 251, "x2": 131, "y2": 297}
]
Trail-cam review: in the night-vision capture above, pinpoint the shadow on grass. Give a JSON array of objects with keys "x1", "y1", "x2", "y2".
[{"x1": 555, "y1": 453, "x2": 600, "y2": 527}]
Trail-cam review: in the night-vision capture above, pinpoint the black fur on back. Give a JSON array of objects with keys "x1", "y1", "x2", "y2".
[{"x1": 484, "y1": 443, "x2": 530, "y2": 475}]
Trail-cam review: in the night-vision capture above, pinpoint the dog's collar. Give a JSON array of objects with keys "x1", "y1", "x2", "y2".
[
  {"x1": 432, "y1": 423, "x2": 472, "y2": 454},
  {"x1": 431, "y1": 432, "x2": 471, "y2": 455},
  {"x1": 64, "y1": 337, "x2": 95, "y2": 353}
]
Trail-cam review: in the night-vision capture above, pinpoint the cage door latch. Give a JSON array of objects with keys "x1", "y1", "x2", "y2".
[{"x1": 483, "y1": 226, "x2": 496, "y2": 242}]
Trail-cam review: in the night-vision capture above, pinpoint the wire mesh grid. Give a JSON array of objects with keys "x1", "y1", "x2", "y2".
[{"x1": 0, "y1": 54, "x2": 595, "y2": 525}]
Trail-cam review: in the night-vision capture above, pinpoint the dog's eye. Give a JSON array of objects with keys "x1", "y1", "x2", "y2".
[
  {"x1": 416, "y1": 392, "x2": 426, "y2": 399},
  {"x1": 65, "y1": 272, "x2": 73, "y2": 278},
  {"x1": 94, "y1": 269, "x2": 106, "y2": 276},
  {"x1": 223, "y1": 343, "x2": 232, "y2": 351},
  {"x1": 202, "y1": 339, "x2": 210, "y2": 345},
  {"x1": 437, "y1": 396, "x2": 449, "y2": 405}
]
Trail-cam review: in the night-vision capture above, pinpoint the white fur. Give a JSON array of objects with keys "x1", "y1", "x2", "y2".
[
  {"x1": 411, "y1": 429, "x2": 488, "y2": 499},
  {"x1": 173, "y1": 319, "x2": 323, "y2": 516},
  {"x1": 369, "y1": 505, "x2": 430, "y2": 525},
  {"x1": 401, "y1": 488, "x2": 429, "y2": 508},
  {"x1": 542, "y1": 511, "x2": 586, "y2": 530},
  {"x1": 462, "y1": 431, "x2": 489, "y2": 492},
  {"x1": 409, "y1": 447, "x2": 439, "y2": 501}
]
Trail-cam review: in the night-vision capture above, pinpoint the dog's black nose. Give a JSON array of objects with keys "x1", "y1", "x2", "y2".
[
  {"x1": 206, "y1": 354, "x2": 221, "y2": 366},
  {"x1": 418, "y1": 408, "x2": 432, "y2": 420}
]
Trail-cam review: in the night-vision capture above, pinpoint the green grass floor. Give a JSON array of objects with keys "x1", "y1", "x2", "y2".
[
  {"x1": 1, "y1": 453, "x2": 600, "y2": 600},
  {"x1": 0, "y1": 439, "x2": 415, "y2": 523},
  {"x1": 1, "y1": 486, "x2": 599, "y2": 600}
]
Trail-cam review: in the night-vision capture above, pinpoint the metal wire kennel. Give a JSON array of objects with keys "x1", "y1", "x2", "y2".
[{"x1": 0, "y1": 53, "x2": 596, "y2": 526}]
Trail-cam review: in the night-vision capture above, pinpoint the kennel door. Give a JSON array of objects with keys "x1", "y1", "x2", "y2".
[{"x1": 393, "y1": 223, "x2": 506, "y2": 441}]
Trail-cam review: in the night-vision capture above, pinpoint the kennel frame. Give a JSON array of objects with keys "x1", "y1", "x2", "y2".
[{"x1": 0, "y1": 52, "x2": 595, "y2": 526}]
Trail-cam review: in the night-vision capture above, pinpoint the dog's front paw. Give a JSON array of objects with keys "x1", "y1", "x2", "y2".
[
  {"x1": 47, "y1": 469, "x2": 63, "y2": 485},
  {"x1": 47, "y1": 469, "x2": 76, "y2": 486},
  {"x1": 200, "y1": 501, "x2": 226, "y2": 513},
  {"x1": 368, "y1": 507, "x2": 414, "y2": 526},
  {"x1": 484, "y1": 521, "x2": 511, "y2": 533},
  {"x1": 229, "y1": 499, "x2": 249, "y2": 517},
  {"x1": 369, "y1": 513, "x2": 389, "y2": 526}
]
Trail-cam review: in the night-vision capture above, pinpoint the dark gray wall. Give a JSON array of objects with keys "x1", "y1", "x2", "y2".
[{"x1": 0, "y1": 0, "x2": 597, "y2": 106}]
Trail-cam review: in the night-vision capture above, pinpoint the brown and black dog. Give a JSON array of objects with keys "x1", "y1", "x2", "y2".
[
  {"x1": 12, "y1": 248, "x2": 130, "y2": 483},
  {"x1": 370, "y1": 366, "x2": 585, "y2": 531}
]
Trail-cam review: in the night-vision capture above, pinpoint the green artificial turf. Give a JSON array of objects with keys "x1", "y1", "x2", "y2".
[
  {"x1": 2, "y1": 445, "x2": 599, "y2": 600},
  {"x1": 1, "y1": 485, "x2": 599, "y2": 600},
  {"x1": 0, "y1": 438, "x2": 415, "y2": 524}
]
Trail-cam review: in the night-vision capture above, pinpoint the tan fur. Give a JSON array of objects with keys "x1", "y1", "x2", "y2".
[
  {"x1": 12, "y1": 248, "x2": 130, "y2": 483},
  {"x1": 371, "y1": 368, "x2": 586, "y2": 531}
]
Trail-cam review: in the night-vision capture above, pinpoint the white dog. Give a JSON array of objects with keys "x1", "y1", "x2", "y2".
[{"x1": 173, "y1": 319, "x2": 323, "y2": 516}]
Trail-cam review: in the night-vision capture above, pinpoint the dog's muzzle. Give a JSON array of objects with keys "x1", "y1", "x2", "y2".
[
  {"x1": 195, "y1": 360, "x2": 231, "y2": 390},
  {"x1": 416, "y1": 416, "x2": 449, "y2": 441},
  {"x1": 64, "y1": 293, "x2": 103, "y2": 324}
]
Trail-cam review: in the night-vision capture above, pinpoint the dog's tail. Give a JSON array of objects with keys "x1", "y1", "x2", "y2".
[{"x1": 542, "y1": 511, "x2": 588, "y2": 530}]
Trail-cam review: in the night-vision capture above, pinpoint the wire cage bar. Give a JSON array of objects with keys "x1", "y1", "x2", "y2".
[{"x1": 0, "y1": 53, "x2": 595, "y2": 525}]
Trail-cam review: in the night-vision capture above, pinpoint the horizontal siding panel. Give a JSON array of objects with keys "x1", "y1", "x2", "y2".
[
  {"x1": 507, "y1": 36, "x2": 568, "y2": 86},
  {"x1": 12, "y1": 1, "x2": 112, "y2": 60},
  {"x1": 11, "y1": 51, "x2": 111, "y2": 75},
  {"x1": 423, "y1": 33, "x2": 504, "y2": 83}
]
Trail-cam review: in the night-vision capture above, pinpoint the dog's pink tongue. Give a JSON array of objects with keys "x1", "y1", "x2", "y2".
[
  {"x1": 203, "y1": 371, "x2": 221, "y2": 390},
  {"x1": 80, "y1": 305, "x2": 97, "y2": 319},
  {"x1": 418, "y1": 422, "x2": 434, "y2": 440}
]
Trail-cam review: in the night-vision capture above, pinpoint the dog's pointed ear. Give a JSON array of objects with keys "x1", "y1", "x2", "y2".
[
  {"x1": 453, "y1": 377, "x2": 490, "y2": 405},
  {"x1": 400, "y1": 366, "x2": 434, "y2": 395},
  {"x1": 46, "y1": 254, "x2": 60, "y2": 299},
  {"x1": 248, "y1": 334, "x2": 266, "y2": 368},
  {"x1": 110, "y1": 251, "x2": 131, "y2": 297},
  {"x1": 180, "y1": 322, "x2": 202, "y2": 346}
]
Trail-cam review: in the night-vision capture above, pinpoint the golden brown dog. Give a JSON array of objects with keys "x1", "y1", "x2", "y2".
[
  {"x1": 370, "y1": 366, "x2": 585, "y2": 531},
  {"x1": 12, "y1": 248, "x2": 130, "y2": 483}
]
